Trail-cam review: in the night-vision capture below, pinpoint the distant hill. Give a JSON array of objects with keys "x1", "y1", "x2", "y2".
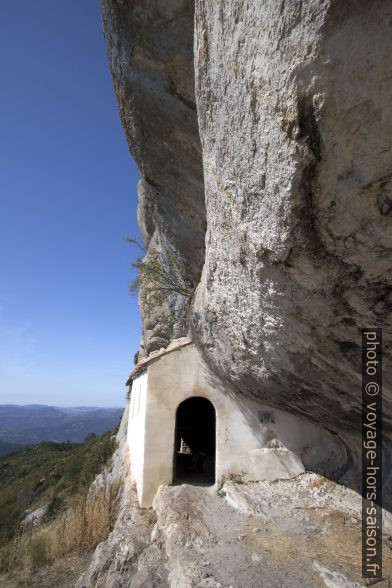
[
  {"x1": 0, "y1": 440, "x2": 24, "y2": 458},
  {"x1": 0, "y1": 404, "x2": 123, "y2": 455}
]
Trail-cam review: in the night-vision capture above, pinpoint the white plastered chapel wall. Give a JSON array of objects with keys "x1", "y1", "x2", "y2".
[{"x1": 128, "y1": 342, "x2": 341, "y2": 507}]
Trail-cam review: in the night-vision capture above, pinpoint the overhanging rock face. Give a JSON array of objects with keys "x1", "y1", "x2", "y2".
[
  {"x1": 102, "y1": 0, "x2": 392, "y2": 465},
  {"x1": 191, "y1": 0, "x2": 392, "y2": 438},
  {"x1": 101, "y1": 0, "x2": 206, "y2": 356}
]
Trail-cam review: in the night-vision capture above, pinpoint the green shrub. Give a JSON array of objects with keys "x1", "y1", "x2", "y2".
[{"x1": 125, "y1": 236, "x2": 194, "y2": 305}]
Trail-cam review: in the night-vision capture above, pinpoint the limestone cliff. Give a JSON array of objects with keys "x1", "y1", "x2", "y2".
[
  {"x1": 101, "y1": 0, "x2": 205, "y2": 356},
  {"x1": 73, "y1": 4, "x2": 392, "y2": 585},
  {"x1": 192, "y1": 0, "x2": 392, "y2": 441},
  {"x1": 102, "y1": 0, "x2": 391, "y2": 443}
]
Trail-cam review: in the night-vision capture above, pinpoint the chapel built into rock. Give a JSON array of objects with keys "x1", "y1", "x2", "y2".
[{"x1": 127, "y1": 338, "x2": 346, "y2": 507}]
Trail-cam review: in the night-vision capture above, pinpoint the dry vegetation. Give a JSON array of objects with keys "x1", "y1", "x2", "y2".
[
  {"x1": 0, "y1": 430, "x2": 120, "y2": 578},
  {"x1": 0, "y1": 482, "x2": 119, "y2": 573}
]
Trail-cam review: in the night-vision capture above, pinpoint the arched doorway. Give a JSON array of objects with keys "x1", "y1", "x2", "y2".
[{"x1": 173, "y1": 396, "x2": 216, "y2": 485}]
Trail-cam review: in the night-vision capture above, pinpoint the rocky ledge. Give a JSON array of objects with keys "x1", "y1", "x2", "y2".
[{"x1": 77, "y1": 413, "x2": 392, "y2": 587}]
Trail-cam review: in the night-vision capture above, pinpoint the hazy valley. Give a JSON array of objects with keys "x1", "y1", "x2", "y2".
[{"x1": 0, "y1": 405, "x2": 123, "y2": 457}]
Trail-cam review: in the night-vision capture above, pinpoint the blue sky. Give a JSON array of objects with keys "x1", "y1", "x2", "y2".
[{"x1": 0, "y1": 1, "x2": 142, "y2": 407}]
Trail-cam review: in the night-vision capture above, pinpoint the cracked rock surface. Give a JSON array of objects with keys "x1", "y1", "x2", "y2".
[
  {"x1": 102, "y1": 0, "x2": 392, "y2": 443},
  {"x1": 96, "y1": 2, "x2": 392, "y2": 583},
  {"x1": 191, "y1": 0, "x2": 392, "y2": 440},
  {"x1": 78, "y1": 472, "x2": 392, "y2": 587},
  {"x1": 76, "y1": 410, "x2": 392, "y2": 587}
]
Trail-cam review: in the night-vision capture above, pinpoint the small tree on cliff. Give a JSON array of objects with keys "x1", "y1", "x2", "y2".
[{"x1": 126, "y1": 237, "x2": 194, "y2": 306}]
